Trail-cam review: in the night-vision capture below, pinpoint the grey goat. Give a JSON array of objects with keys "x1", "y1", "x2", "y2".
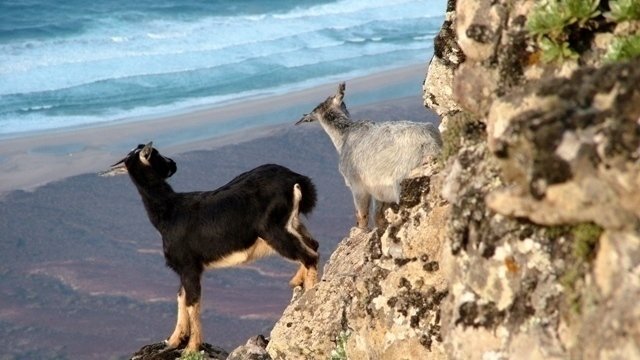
[{"x1": 296, "y1": 83, "x2": 442, "y2": 228}]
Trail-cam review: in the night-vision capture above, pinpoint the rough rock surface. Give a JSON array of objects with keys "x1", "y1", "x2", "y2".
[
  {"x1": 227, "y1": 335, "x2": 271, "y2": 360},
  {"x1": 486, "y1": 62, "x2": 640, "y2": 230},
  {"x1": 424, "y1": 0, "x2": 465, "y2": 126},
  {"x1": 130, "y1": 342, "x2": 228, "y2": 360},
  {"x1": 424, "y1": 0, "x2": 639, "y2": 358}
]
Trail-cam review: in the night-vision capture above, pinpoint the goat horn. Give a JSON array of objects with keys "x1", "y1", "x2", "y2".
[
  {"x1": 140, "y1": 142, "x2": 154, "y2": 165},
  {"x1": 335, "y1": 82, "x2": 345, "y2": 102},
  {"x1": 141, "y1": 142, "x2": 153, "y2": 154}
]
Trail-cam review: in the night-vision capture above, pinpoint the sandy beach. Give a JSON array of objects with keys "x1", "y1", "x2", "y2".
[{"x1": 0, "y1": 64, "x2": 428, "y2": 194}]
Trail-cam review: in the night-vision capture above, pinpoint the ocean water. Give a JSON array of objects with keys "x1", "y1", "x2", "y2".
[{"x1": 0, "y1": 0, "x2": 446, "y2": 137}]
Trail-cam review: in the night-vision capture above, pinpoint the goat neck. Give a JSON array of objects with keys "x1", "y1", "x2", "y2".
[
  {"x1": 317, "y1": 110, "x2": 352, "y2": 153},
  {"x1": 127, "y1": 164, "x2": 176, "y2": 228}
]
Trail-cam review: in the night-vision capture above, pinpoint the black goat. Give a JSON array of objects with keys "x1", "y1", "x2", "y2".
[{"x1": 104, "y1": 142, "x2": 319, "y2": 354}]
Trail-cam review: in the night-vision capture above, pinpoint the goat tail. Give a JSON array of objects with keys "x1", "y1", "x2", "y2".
[{"x1": 295, "y1": 176, "x2": 317, "y2": 215}]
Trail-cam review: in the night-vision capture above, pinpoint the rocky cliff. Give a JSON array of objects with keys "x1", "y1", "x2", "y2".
[{"x1": 265, "y1": 0, "x2": 640, "y2": 359}]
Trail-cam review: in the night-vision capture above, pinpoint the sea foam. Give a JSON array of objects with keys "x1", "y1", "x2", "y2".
[{"x1": 0, "y1": 0, "x2": 446, "y2": 136}]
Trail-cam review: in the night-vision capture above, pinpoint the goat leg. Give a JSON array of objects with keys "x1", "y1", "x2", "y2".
[
  {"x1": 374, "y1": 201, "x2": 389, "y2": 229},
  {"x1": 290, "y1": 222, "x2": 320, "y2": 289},
  {"x1": 184, "y1": 301, "x2": 202, "y2": 353},
  {"x1": 352, "y1": 191, "x2": 371, "y2": 229},
  {"x1": 304, "y1": 266, "x2": 318, "y2": 289},
  {"x1": 166, "y1": 287, "x2": 190, "y2": 348},
  {"x1": 289, "y1": 264, "x2": 307, "y2": 288},
  {"x1": 182, "y1": 273, "x2": 203, "y2": 354}
]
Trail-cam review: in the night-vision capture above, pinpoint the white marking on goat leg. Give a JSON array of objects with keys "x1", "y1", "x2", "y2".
[
  {"x1": 353, "y1": 191, "x2": 371, "y2": 229},
  {"x1": 356, "y1": 212, "x2": 369, "y2": 229},
  {"x1": 185, "y1": 301, "x2": 202, "y2": 353},
  {"x1": 286, "y1": 184, "x2": 318, "y2": 290},
  {"x1": 166, "y1": 287, "x2": 190, "y2": 348},
  {"x1": 304, "y1": 266, "x2": 318, "y2": 290},
  {"x1": 286, "y1": 184, "x2": 317, "y2": 256}
]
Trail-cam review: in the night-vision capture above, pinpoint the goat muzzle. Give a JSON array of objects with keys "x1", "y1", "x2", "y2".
[{"x1": 295, "y1": 114, "x2": 312, "y2": 125}]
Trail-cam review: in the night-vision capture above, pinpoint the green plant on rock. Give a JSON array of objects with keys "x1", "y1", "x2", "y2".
[
  {"x1": 545, "y1": 224, "x2": 570, "y2": 239},
  {"x1": 564, "y1": 0, "x2": 601, "y2": 25},
  {"x1": 571, "y1": 222, "x2": 603, "y2": 261},
  {"x1": 439, "y1": 111, "x2": 484, "y2": 164},
  {"x1": 527, "y1": 0, "x2": 570, "y2": 37},
  {"x1": 331, "y1": 330, "x2": 351, "y2": 360},
  {"x1": 180, "y1": 351, "x2": 207, "y2": 360},
  {"x1": 527, "y1": 0, "x2": 600, "y2": 33},
  {"x1": 440, "y1": 119, "x2": 463, "y2": 164},
  {"x1": 539, "y1": 37, "x2": 580, "y2": 62},
  {"x1": 605, "y1": 34, "x2": 640, "y2": 62},
  {"x1": 607, "y1": 0, "x2": 640, "y2": 21},
  {"x1": 558, "y1": 222, "x2": 603, "y2": 315},
  {"x1": 559, "y1": 264, "x2": 583, "y2": 314},
  {"x1": 526, "y1": 0, "x2": 601, "y2": 63}
]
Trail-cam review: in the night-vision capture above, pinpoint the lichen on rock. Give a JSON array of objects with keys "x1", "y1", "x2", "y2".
[
  {"x1": 486, "y1": 61, "x2": 640, "y2": 231},
  {"x1": 423, "y1": 0, "x2": 640, "y2": 357}
]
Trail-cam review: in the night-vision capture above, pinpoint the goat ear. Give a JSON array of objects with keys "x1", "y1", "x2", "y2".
[
  {"x1": 333, "y1": 82, "x2": 346, "y2": 104},
  {"x1": 139, "y1": 142, "x2": 153, "y2": 165}
]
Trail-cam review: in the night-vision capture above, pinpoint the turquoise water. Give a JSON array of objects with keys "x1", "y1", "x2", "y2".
[{"x1": 0, "y1": 0, "x2": 445, "y2": 136}]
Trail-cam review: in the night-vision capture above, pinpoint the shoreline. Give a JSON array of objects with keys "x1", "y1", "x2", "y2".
[{"x1": 0, "y1": 63, "x2": 428, "y2": 195}]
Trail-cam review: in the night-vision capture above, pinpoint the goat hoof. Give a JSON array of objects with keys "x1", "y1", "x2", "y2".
[
  {"x1": 164, "y1": 339, "x2": 178, "y2": 349},
  {"x1": 303, "y1": 269, "x2": 318, "y2": 290},
  {"x1": 165, "y1": 336, "x2": 189, "y2": 349},
  {"x1": 289, "y1": 279, "x2": 303, "y2": 288}
]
